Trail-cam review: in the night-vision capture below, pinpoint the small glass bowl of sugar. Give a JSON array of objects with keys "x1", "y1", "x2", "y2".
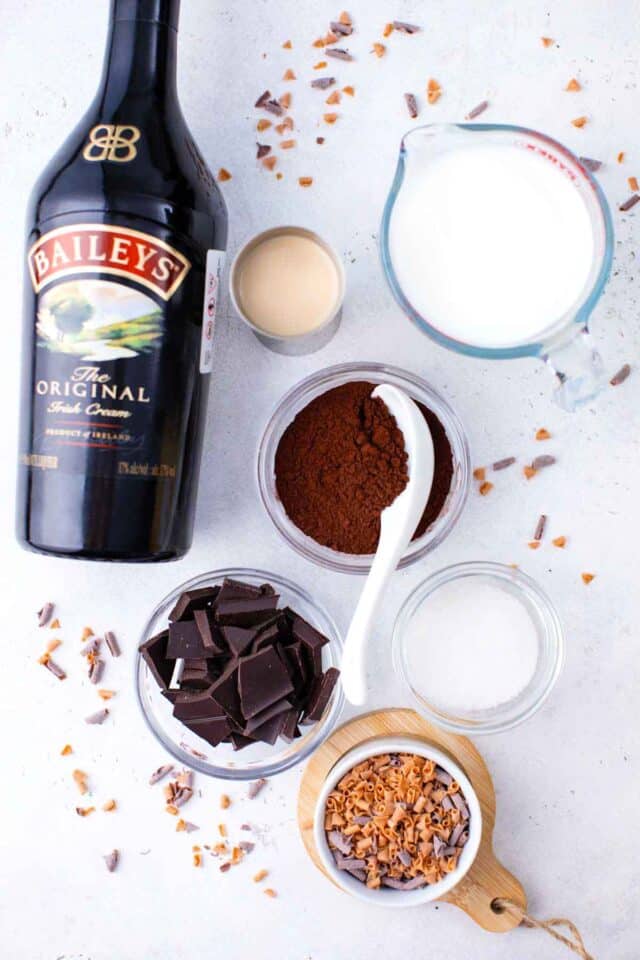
[{"x1": 393, "y1": 562, "x2": 564, "y2": 735}]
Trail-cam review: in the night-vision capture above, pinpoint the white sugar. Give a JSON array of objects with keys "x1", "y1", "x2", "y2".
[{"x1": 404, "y1": 578, "x2": 539, "y2": 712}]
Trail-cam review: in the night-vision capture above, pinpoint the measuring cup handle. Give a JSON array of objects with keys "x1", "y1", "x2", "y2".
[{"x1": 542, "y1": 326, "x2": 605, "y2": 411}]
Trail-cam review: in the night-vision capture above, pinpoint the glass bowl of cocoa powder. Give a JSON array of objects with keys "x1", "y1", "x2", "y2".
[{"x1": 257, "y1": 363, "x2": 470, "y2": 574}]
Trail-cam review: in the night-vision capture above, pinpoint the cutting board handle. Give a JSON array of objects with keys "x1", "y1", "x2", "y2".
[{"x1": 443, "y1": 845, "x2": 526, "y2": 932}]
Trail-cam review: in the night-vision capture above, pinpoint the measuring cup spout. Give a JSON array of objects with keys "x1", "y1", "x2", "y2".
[{"x1": 542, "y1": 326, "x2": 605, "y2": 411}]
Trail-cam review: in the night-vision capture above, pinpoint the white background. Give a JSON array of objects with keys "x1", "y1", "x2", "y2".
[{"x1": 1, "y1": 1, "x2": 638, "y2": 958}]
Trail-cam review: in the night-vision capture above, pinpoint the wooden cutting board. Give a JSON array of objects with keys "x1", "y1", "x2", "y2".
[{"x1": 297, "y1": 707, "x2": 526, "y2": 932}]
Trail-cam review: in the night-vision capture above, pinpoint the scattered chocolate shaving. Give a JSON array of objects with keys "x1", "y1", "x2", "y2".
[
  {"x1": 264, "y1": 99, "x2": 285, "y2": 117},
  {"x1": 256, "y1": 143, "x2": 271, "y2": 159},
  {"x1": 492, "y1": 457, "x2": 516, "y2": 471},
  {"x1": 579, "y1": 156, "x2": 603, "y2": 172},
  {"x1": 404, "y1": 93, "x2": 418, "y2": 118},
  {"x1": 531, "y1": 454, "x2": 556, "y2": 471},
  {"x1": 330, "y1": 20, "x2": 352, "y2": 36},
  {"x1": 610, "y1": 363, "x2": 631, "y2": 386},
  {"x1": 239, "y1": 841, "x2": 255, "y2": 853},
  {"x1": 88, "y1": 658, "x2": 104, "y2": 684},
  {"x1": 241, "y1": 824, "x2": 252, "y2": 831},
  {"x1": 85, "y1": 708, "x2": 109, "y2": 725},
  {"x1": 149, "y1": 764, "x2": 174, "y2": 785},
  {"x1": 311, "y1": 76, "x2": 335, "y2": 89},
  {"x1": 328, "y1": 830, "x2": 352, "y2": 855},
  {"x1": 248, "y1": 778, "x2": 268, "y2": 799},
  {"x1": 81, "y1": 637, "x2": 100, "y2": 657},
  {"x1": 392, "y1": 20, "x2": 420, "y2": 33},
  {"x1": 43, "y1": 657, "x2": 66, "y2": 680},
  {"x1": 179, "y1": 741, "x2": 207, "y2": 760},
  {"x1": 37, "y1": 602, "x2": 54, "y2": 627},
  {"x1": 533, "y1": 514, "x2": 547, "y2": 541},
  {"x1": 326, "y1": 47, "x2": 353, "y2": 61},
  {"x1": 316, "y1": 136, "x2": 325, "y2": 144},
  {"x1": 619, "y1": 194, "x2": 640, "y2": 212},
  {"x1": 104, "y1": 631, "x2": 121, "y2": 658},
  {"x1": 103, "y1": 850, "x2": 119, "y2": 873},
  {"x1": 254, "y1": 90, "x2": 271, "y2": 108},
  {"x1": 466, "y1": 100, "x2": 489, "y2": 120}
]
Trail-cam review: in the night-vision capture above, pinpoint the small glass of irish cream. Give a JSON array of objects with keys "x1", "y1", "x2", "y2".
[{"x1": 230, "y1": 227, "x2": 345, "y2": 355}]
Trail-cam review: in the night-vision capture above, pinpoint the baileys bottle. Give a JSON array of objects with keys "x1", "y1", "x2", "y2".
[{"x1": 17, "y1": 0, "x2": 228, "y2": 560}]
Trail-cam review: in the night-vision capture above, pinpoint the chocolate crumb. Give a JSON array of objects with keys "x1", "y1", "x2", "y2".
[
  {"x1": 610, "y1": 363, "x2": 631, "y2": 386},
  {"x1": 103, "y1": 849, "x2": 119, "y2": 873},
  {"x1": 531, "y1": 454, "x2": 556, "y2": 471},
  {"x1": 311, "y1": 77, "x2": 336, "y2": 89},
  {"x1": 37, "y1": 602, "x2": 55, "y2": 627},
  {"x1": 326, "y1": 48, "x2": 353, "y2": 61},
  {"x1": 264, "y1": 99, "x2": 285, "y2": 117},
  {"x1": 533, "y1": 514, "x2": 547, "y2": 541},
  {"x1": 256, "y1": 143, "x2": 271, "y2": 159},
  {"x1": 492, "y1": 456, "x2": 516, "y2": 471},
  {"x1": 404, "y1": 93, "x2": 418, "y2": 118},
  {"x1": 254, "y1": 90, "x2": 271, "y2": 108},
  {"x1": 579, "y1": 156, "x2": 603, "y2": 172},
  {"x1": 316, "y1": 136, "x2": 325, "y2": 144},
  {"x1": 248, "y1": 778, "x2": 268, "y2": 799},
  {"x1": 43, "y1": 657, "x2": 66, "y2": 680},
  {"x1": 88, "y1": 658, "x2": 104, "y2": 684},
  {"x1": 104, "y1": 631, "x2": 121, "y2": 658},
  {"x1": 620, "y1": 194, "x2": 640, "y2": 212},
  {"x1": 149, "y1": 764, "x2": 174, "y2": 785},
  {"x1": 330, "y1": 20, "x2": 352, "y2": 36},
  {"x1": 466, "y1": 100, "x2": 489, "y2": 120},
  {"x1": 85, "y1": 708, "x2": 109, "y2": 725},
  {"x1": 239, "y1": 841, "x2": 255, "y2": 853},
  {"x1": 393, "y1": 20, "x2": 420, "y2": 33}
]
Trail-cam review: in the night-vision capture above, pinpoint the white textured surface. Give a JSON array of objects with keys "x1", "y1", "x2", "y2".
[{"x1": 1, "y1": 1, "x2": 638, "y2": 958}]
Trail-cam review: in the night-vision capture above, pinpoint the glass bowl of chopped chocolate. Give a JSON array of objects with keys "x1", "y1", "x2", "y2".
[
  {"x1": 257, "y1": 363, "x2": 470, "y2": 574},
  {"x1": 313, "y1": 738, "x2": 482, "y2": 905},
  {"x1": 136, "y1": 568, "x2": 344, "y2": 779}
]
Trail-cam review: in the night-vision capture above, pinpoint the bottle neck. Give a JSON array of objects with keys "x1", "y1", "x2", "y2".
[{"x1": 96, "y1": 0, "x2": 180, "y2": 110}]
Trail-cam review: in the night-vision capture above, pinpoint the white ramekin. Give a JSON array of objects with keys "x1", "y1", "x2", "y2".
[{"x1": 313, "y1": 736, "x2": 482, "y2": 907}]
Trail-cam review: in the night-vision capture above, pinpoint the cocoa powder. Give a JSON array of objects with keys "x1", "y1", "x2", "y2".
[{"x1": 274, "y1": 381, "x2": 454, "y2": 554}]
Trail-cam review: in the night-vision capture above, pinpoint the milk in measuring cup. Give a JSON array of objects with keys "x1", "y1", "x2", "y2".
[{"x1": 388, "y1": 140, "x2": 595, "y2": 349}]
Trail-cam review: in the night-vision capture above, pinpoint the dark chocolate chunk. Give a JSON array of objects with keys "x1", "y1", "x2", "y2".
[
  {"x1": 230, "y1": 732, "x2": 255, "y2": 751},
  {"x1": 139, "y1": 630, "x2": 174, "y2": 689},
  {"x1": 303, "y1": 667, "x2": 339, "y2": 723},
  {"x1": 283, "y1": 641, "x2": 309, "y2": 694},
  {"x1": 221, "y1": 625, "x2": 256, "y2": 658},
  {"x1": 167, "y1": 619, "x2": 207, "y2": 659},
  {"x1": 217, "y1": 595, "x2": 279, "y2": 627},
  {"x1": 280, "y1": 707, "x2": 301, "y2": 742},
  {"x1": 186, "y1": 715, "x2": 231, "y2": 747},
  {"x1": 250, "y1": 620, "x2": 281, "y2": 654},
  {"x1": 217, "y1": 578, "x2": 262, "y2": 604},
  {"x1": 289, "y1": 611, "x2": 328, "y2": 668},
  {"x1": 209, "y1": 662, "x2": 243, "y2": 725},
  {"x1": 243, "y1": 697, "x2": 291, "y2": 735},
  {"x1": 238, "y1": 647, "x2": 294, "y2": 718},
  {"x1": 247, "y1": 710, "x2": 288, "y2": 745},
  {"x1": 168, "y1": 587, "x2": 218, "y2": 623},
  {"x1": 172, "y1": 687, "x2": 220, "y2": 722},
  {"x1": 193, "y1": 609, "x2": 224, "y2": 655}
]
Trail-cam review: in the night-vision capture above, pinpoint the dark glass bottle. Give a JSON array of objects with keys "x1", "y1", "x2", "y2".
[{"x1": 17, "y1": 0, "x2": 227, "y2": 561}]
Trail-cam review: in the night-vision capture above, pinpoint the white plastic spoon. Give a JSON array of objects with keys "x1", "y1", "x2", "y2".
[{"x1": 340, "y1": 384, "x2": 435, "y2": 705}]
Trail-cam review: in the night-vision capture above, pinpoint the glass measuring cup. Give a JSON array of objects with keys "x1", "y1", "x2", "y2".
[{"x1": 380, "y1": 124, "x2": 614, "y2": 411}]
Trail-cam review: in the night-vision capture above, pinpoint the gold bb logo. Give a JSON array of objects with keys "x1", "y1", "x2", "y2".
[{"x1": 82, "y1": 124, "x2": 141, "y2": 163}]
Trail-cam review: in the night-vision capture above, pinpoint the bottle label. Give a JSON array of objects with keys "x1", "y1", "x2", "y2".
[
  {"x1": 199, "y1": 249, "x2": 225, "y2": 374},
  {"x1": 28, "y1": 224, "x2": 190, "y2": 300},
  {"x1": 22, "y1": 222, "x2": 214, "y2": 479}
]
